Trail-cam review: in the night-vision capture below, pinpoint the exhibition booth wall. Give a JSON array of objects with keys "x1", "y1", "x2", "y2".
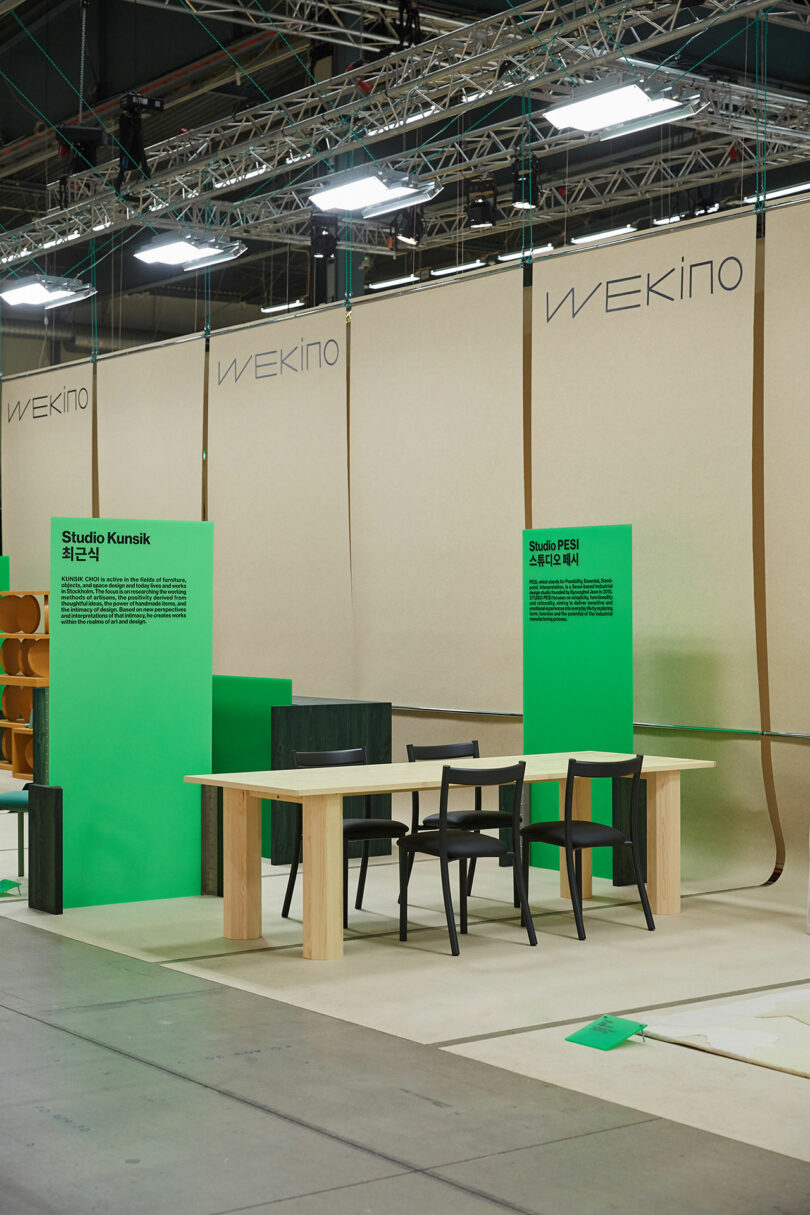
[{"x1": 1, "y1": 204, "x2": 806, "y2": 897}]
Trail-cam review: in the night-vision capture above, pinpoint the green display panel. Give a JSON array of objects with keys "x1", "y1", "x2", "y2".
[
  {"x1": 0, "y1": 557, "x2": 10, "y2": 590},
  {"x1": 212, "y1": 675, "x2": 293, "y2": 858},
  {"x1": 523, "y1": 525, "x2": 633, "y2": 877},
  {"x1": 50, "y1": 518, "x2": 213, "y2": 907}
]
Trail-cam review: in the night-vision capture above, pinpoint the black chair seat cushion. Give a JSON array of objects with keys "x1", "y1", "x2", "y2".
[
  {"x1": 398, "y1": 829, "x2": 507, "y2": 859},
  {"x1": 342, "y1": 817, "x2": 408, "y2": 840},
  {"x1": 421, "y1": 809, "x2": 512, "y2": 831},
  {"x1": 522, "y1": 820, "x2": 628, "y2": 849}
]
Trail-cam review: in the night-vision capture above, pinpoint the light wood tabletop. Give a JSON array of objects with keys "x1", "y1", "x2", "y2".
[{"x1": 186, "y1": 751, "x2": 715, "y2": 960}]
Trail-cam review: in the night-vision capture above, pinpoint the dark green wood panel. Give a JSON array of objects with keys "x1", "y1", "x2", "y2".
[
  {"x1": 27, "y1": 783, "x2": 62, "y2": 915},
  {"x1": 270, "y1": 698, "x2": 392, "y2": 863}
]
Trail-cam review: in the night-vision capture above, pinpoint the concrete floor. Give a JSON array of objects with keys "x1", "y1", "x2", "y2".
[{"x1": 0, "y1": 914, "x2": 809, "y2": 1215}]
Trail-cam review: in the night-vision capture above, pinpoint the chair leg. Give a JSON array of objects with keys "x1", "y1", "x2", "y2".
[
  {"x1": 355, "y1": 839, "x2": 370, "y2": 909},
  {"x1": 459, "y1": 859, "x2": 468, "y2": 934},
  {"x1": 440, "y1": 856, "x2": 459, "y2": 956},
  {"x1": 281, "y1": 808, "x2": 302, "y2": 919},
  {"x1": 343, "y1": 845, "x2": 349, "y2": 929},
  {"x1": 512, "y1": 845, "x2": 537, "y2": 947},
  {"x1": 466, "y1": 855, "x2": 476, "y2": 896},
  {"x1": 17, "y1": 811, "x2": 24, "y2": 879},
  {"x1": 399, "y1": 846, "x2": 409, "y2": 942},
  {"x1": 520, "y1": 841, "x2": 531, "y2": 925},
  {"x1": 628, "y1": 841, "x2": 655, "y2": 931},
  {"x1": 565, "y1": 845, "x2": 586, "y2": 940}
]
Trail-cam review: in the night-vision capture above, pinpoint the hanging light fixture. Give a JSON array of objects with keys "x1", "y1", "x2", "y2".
[
  {"x1": 467, "y1": 178, "x2": 497, "y2": 229},
  {"x1": 544, "y1": 77, "x2": 697, "y2": 138},
  {"x1": 512, "y1": 158, "x2": 540, "y2": 210},
  {"x1": 309, "y1": 166, "x2": 440, "y2": 217},
  {"x1": 389, "y1": 208, "x2": 424, "y2": 249},
  {"x1": 309, "y1": 218, "x2": 337, "y2": 261},
  {"x1": 0, "y1": 273, "x2": 97, "y2": 309},
  {"x1": 134, "y1": 231, "x2": 245, "y2": 269}
]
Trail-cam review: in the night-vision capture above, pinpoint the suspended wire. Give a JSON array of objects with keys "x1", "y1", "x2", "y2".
[{"x1": 77, "y1": 0, "x2": 88, "y2": 122}]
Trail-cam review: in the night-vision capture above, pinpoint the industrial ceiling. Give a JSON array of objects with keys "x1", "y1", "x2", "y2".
[{"x1": 0, "y1": 0, "x2": 808, "y2": 353}]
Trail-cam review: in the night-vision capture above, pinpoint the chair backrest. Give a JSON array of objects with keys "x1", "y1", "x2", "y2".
[
  {"x1": 438, "y1": 761, "x2": 525, "y2": 842},
  {"x1": 290, "y1": 746, "x2": 368, "y2": 769},
  {"x1": 563, "y1": 755, "x2": 643, "y2": 838},
  {"x1": 407, "y1": 740, "x2": 480, "y2": 824}
]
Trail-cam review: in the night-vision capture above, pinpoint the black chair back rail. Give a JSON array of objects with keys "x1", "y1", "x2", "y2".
[
  {"x1": 522, "y1": 754, "x2": 653, "y2": 941},
  {"x1": 281, "y1": 746, "x2": 407, "y2": 927},
  {"x1": 397, "y1": 761, "x2": 536, "y2": 956}
]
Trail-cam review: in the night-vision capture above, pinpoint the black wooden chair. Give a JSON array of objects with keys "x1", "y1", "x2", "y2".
[
  {"x1": 398, "y1": 761, "x2": 536, "y2": 956},
  {"x1": 280, "y1": 746, "x2": 407, "y2": 928},
  {"x1": 407, "y1": 741, "x2": 485, "y2": 894},
  {"x1": 521, "y1": 754, "x2": 654, "y2": 941}
]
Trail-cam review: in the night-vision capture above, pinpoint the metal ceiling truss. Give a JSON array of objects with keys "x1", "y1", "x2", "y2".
[
  {"x1": 1, "y1": 0, "x2": 809, "y2": 269},
  {"x1": 118, "y1": 0, "x2": 464, "y2": 51}
]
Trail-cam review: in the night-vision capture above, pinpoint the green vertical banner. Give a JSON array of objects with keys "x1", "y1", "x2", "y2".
[
  {"x1": 523, "y1": 525, "x2": 633, "y2": 877},
  {"x1": 50, "y1": 518, "x2": 213, "y2": 907}
]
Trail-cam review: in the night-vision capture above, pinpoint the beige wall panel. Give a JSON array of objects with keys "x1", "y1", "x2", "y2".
[
  {"x1": 97, "y1": 337, "x2": 205, "y2": 520},
  {"x1": 1, "y1": 361, "x2": 93, "y2": 586},
  {"x1": 532, "y1": 216, "x2": 759, "y2": 730},
  {"x1": 762, "y1": 201, "x2": 810, "y2": 734},
  {"x1": 634, "y1": 728, "x2": 775, "y2": 892},
  {"x1": 351, "y1": 271, "x2": 524, "y2": 712},
  {"x1": 208, "y1": 309, "x2": 353, "y2": 695}
]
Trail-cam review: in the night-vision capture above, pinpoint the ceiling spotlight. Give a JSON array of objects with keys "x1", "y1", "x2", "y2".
[
  {"x1": 134, "y1": 231, "x2": 245, "y2": 269},
  {"x1": 429, "y1": 260, "x2": 487, "y2": 278},
  {"x1": 496, "y1": 245, "x2": 553, "y2": 262},
  {"x1": 389, "y1": 208, "x2": 424, "y2": 249},
  {"x1": 260, "y1": 300, "x2": 305, "y2": 315},
  {"x1": 0, "y1": 273, "x2": 97, "y2": 310},
  {"x1": 309, "y1": 166, "x2": 439, "y2": 216},
  {"x1": 367, "y1": 274, "x2": 420, "y2": 291},
  {"x1": 467, "y1": 178, "x2": 497, "y2": 229},
  {"x1": 544, "y1": 78, "x2": 697, "y2": 138},
  {"x1": 310, "y1": 218, "x2": 337, "y2": 261},
  {"x1": 512, "y1": 158, "x2": 540, "y2": 210},
  {"x1": 571, "y1": 224, "x2": 637, "y2": 245}
]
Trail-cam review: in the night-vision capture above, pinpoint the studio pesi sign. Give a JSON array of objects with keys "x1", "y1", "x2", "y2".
[
  {"x1": 544, "y1": 250, "x2": 745, "y2": 323},
  {"x1": 215, "y1": 335, "x2": 341, "y2": 386}
]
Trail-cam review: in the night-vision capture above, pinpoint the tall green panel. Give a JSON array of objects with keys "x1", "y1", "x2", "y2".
[
  {"x1": 50, "y1": 518, "x2": 213, "y2": 907},
  {"x1": 212, "y1": 675, "x2": 293, "y2": 858},
  {"x1": 0, "y1": 557, "x2": 10, "y2": 590},
  {"x1": 523, "y1": 525, "x2": 633, "y2": 877}
]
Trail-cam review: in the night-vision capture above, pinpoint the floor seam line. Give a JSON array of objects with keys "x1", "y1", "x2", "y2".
[{"x1": 429, "y1": 976, "x2": 810, "y2": 1047}]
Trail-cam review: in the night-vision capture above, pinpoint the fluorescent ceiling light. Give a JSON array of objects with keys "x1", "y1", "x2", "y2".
[
  {"x1": 310, "y1": 167, "x2": 433, "y2": 214},
  {"x1": 653, "y1": 214, "x2": 683, "y2": 226},
  {"x1": 181, "y1": 241, "x2": 246, "y2": 271},
  {"x1": 0, "y1": 273, "x2": 96, "y2": 309},
  {"x1": 544, "y1": 80, "x2": 685, "y2": 134},
  {"x1": 571, "y1": 224, "x2": 637, "y2": 245},
  {"x1": 743, "y1": 181, "x2": 810, "y2": 203},
  {"x1": 598, "y1": 99, "x2": 698, "y2": 140},
  {"x1": 496, "y1": 245, "x2": 553, "y2": 262},
  {"x1": 260, "y1": 300, "x2": 305, "y2": 314},
  {"x1": 134, "y1": 232, "x2": 245, "y2": 267},
  {"x1": 362, "y1": 182, "x2": 440, "y2": 219},
  {"x1": 367, "y1": 274, "x2": 419, "y2": 291},
  {"x1": 429, "y1": 260, "x2": 486, "y2": 278}
]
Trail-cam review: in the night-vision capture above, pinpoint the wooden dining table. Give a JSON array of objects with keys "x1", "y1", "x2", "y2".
[{"x1": 185, "y1": 750, "x2": 715, "y2": 960}]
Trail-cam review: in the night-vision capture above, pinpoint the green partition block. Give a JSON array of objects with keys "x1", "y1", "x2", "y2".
[
  {"x1": 50, "y1": 518, "x2": 213, "y2": 908},
  {"x1": 212, "y1": 675, "x2": 293, "y2": 861},
  {"x1": 523, "y1": 525, "x2": 633, "y2": 879}
]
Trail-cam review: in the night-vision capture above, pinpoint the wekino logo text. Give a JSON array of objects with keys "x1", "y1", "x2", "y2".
[
  {"x1": 216, "y1": 336, "x2": 340, "y2": 385},
  {"x1": 545, "y1": 253, "x2": 744, "y2": 322}
]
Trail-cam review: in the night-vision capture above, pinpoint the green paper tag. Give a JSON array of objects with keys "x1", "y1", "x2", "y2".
[
  {"x1": 0, "y1": 878, "x2": 22, "y2": 895},
  {"x1": 566, "y1": 1015, "x2": 646, "y2": 1050}
]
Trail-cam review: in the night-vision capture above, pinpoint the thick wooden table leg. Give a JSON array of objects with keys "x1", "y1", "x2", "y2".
[
  {"x1": 302, "y1": 794, "x2": 344, "y2": 961},
  {"x1": 223, "y1": 789, "x2": 263, "y2": 940},
  {"x1": 559, "y1": 779, "x2": 593, "y2": 901},
  {"x1": 645, "y1": 771, "x2": 681, "y2": 915}
]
